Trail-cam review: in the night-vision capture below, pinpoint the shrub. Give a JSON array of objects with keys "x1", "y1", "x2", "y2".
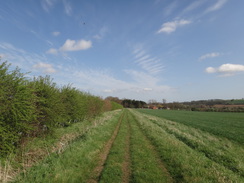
[{"x1": 0, "y1": 61, "x2": 36, "y2": 156}]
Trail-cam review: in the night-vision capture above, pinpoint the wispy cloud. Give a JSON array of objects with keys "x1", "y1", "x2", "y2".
[
  {"x1": 46, "y1": 48, "x2": 58, "y2": 55},
  {"x1": 72, "y1": 67, "x2": 172, "y2": 100},
  {"x1": 0, "y1": 42, "x2": 57, "y2": 74},
  {"x1": 41, "y1": 0, "x2": 56, "y2": 12},
  {"x1": 52, "y1": 31, "x2": 60, "y2": 36},
  {"x1": 93, "y1": 26, "x2": 109, "y2": 40},
  {"x1": 132, "y1": 47, "x2": 164, "y2": 74},
  {"x1": 63, "y1": 0, "x2": 72, "y2": 16},
  {"x1": 205, "y1": 63, "x2": 244, "y2": 76},
  {"x1": 157, "y1": 19, "x2": 191, "y2": 34},
  {"x1": 205, "y1": 0, "x2": 228, "y2": 13},
  {"x1": 199, "y1": 52, "x2": 220, "y2": 61},
  {"x1": 183, "y1": 0, "x2": 206, "y2": 14},
  {"x1": 33, "y1": 62, "x2": 56, "y2": 73},
  {"x1": 163, "y1": 1, "x2": 178, "y2": 17}
]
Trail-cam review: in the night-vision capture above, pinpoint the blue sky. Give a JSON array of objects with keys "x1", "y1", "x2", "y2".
[{"x1": 0, "y1": 0, "x2": 244, "y2": 102}]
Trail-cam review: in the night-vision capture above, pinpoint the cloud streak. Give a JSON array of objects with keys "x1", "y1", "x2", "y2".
[
  {"x1": 133, "y1": 47, "x2": 164, "y2": 74},
  {"x1": 205, "y1": 0, "x2": 228, "y2": 13},
  {"x1": 0, "y1": 42, "x2": 57, "y2": 75},
  {"x1": 199, "y1": 52, "x2": 220, "y2": 61},
  {"x1": 157, "y1": 19, "x2": 191, "y2": 34}
]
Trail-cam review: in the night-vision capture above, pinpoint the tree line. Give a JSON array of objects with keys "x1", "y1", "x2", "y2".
[
  {"x1": 105, "y1": 96, "x2": 147, "y2": 108},
  {"x1": 0, "y1": 61, "x2": 122, "y2": 157}
]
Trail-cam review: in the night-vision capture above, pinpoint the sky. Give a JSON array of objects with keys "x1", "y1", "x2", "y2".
[{"x1": 0, "y1": 0, "x2": 244, "y2": 102}]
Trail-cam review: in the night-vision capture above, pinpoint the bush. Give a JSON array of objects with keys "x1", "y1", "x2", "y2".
[
  {"x1": 0, "y1": 61, "x2": 36, "y2": 156},
  {"x1": 0, "y1": 61, "x2": 123, "y2": 157}
]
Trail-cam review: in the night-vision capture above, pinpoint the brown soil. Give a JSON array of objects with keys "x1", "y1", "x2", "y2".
[{"x1": 87, "y1": 111, "x2": 125, "y2": 183}]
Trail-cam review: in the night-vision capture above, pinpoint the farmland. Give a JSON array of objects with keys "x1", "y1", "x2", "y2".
[
  {"x1": 136, "y1": 109, "x2": 244, "y2": 144},
  {"x1": 7, "y1": 109, "x2": 244, "y2": 182}
]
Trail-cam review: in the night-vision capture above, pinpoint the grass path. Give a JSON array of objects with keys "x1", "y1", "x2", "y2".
[
  {"x1": 90, "y1": 109, "x2": 173, "y2": 183},
  {"x1": 88, "y1": 111, "x2": 125, "y2": 183},
  {"x1": 11, "y1": 109, "x2": 243, "y2": 182},
  {"x1": 128, "y1": 111, "x2": 173, "y2": 183}
]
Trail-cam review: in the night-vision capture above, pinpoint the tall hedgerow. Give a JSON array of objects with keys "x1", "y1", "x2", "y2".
[
  {"x1": 27, "y1": 76, "x2": 65, "y2": 134},
  {"x1": 60, "y1": 85, "x2": 88, "y2": 124},
  {"x1": 0, "y1": 61, "x2": 36, "y2": 156},
  {"x1": 0, "y1": 60, "x2": 123, "y2": 157}
]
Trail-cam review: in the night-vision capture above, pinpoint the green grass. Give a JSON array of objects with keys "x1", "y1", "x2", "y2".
[
  {"x1": 137, "y1": 109, "x2": 244, "y2": 144},
  {"x1": 99, "y1": 111, "x2": 129, "y2": 183},
  {"x1": 12, "y1": 110, "x2": 123, "y2": 183},
  {"x1": 10, "y1": 109, "x2": 244, "y2": 182},
  {"x1": 99, "y1": 109, "x2": 173, "y2": 183},
  {"x1": 128, "y1": 111, "x2": 172, "y2": 183},
  {"x1": 131, "y1": 109, "x2": 244, "y2": 182}
]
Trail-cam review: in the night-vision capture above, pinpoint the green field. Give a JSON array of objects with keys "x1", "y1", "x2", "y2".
[
  {"x1": 3, "y1": 109, "x2": 244, "y2": 182},
  {"x1": 137, "y1": 109, "x2": 244, "y2": 144}
]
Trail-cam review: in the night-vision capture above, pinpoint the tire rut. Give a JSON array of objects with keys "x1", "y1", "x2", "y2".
[
  {"x1": 129, "y1": 111, "x2": 174, "y2": 183},
  {"x1": 87, "y1": 111, "x2": 125, "y2": 183},
  {"x1": 122, "y1": 113, "x2": 131, "y2": 183}
]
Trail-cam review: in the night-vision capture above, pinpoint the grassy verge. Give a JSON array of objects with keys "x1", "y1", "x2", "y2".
[
  {"x1": 9, "y1": 110, "x2": 123, "y2": 183},
  {"x1": 131, "y1": 109, "x2": 244, "y2": 182}
]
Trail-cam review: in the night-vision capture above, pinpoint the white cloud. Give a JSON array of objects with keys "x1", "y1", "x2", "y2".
[
  {"x1": 63, "y1": 0, "x2": 72, "y2": 16},
  {"x1": 157, "y1": 19, "x2": 191, "y2": 34},
  {"x1": 199, "y1": 52, "x2": 220, "y2": 60},
  {"x1": 33, "y1": 62, "x2": 56, "y2": 74},
  {"x1": 205, "y1": 67, "x2": 216, "y2": 73},
  {"x1": 206, "y1": 63, "x2": 244, "y2": 76},
  {"x1": 41, "y1": 0, "x2": 56, "y2": 12},
  {"x1": 0, "y1": 42, "x2": 60, "y2": 75},
  {"x1": 163, "y1": 1, "x2": 178, "y2": 17},
  {"x1": 143, "y1": 88, "x2": 153, "y2": 91},
  {"x1": 132, "y1": 47, "x2": 164, "y2": 74},
  {"x1": 0, "y1": 53, "x2": 6, "y2": 59},
  {"x1": 52, "y1": 31, "x2": 60, "y2": 36},
  {"x1": 93, "y1": 26, "x2": 108, "y2": 40},
  {"x1": 183, "y1": 0, "x2": 206, "y2": 13},
  {"x1": 46, "y1": 48, "x2": 58, "y2": 55},
  {"x1": 205, "y1": 0, "x2": 228, "y2": 13},
  {"x1": 60, "y1": 39, "x2": 92, "y2": 51},
  {"x1": 67, "y1": 66, "x2": 173, "y2": 101}
]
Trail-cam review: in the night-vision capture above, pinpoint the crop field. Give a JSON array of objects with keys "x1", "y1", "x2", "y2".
[
  {"x1": 137, "y1": 109, "x2": 244, "y2": 144},
  {"x1": 8, "y1": 109, "x2": 244, "y2": 182}
]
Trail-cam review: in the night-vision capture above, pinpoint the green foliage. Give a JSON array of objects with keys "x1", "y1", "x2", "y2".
[
  {"x1": 111, "y1": 101, "x2": 123, "y2": 110},
  {"x1": 0, "y1": 61, "x2": 36, "y2": 156},
  {"x1": 0, "y1": 61, "x2": 121, "y2": 157},
  {"x1": 121, "y1": 99, "x2": 146, "y2": 108}
]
